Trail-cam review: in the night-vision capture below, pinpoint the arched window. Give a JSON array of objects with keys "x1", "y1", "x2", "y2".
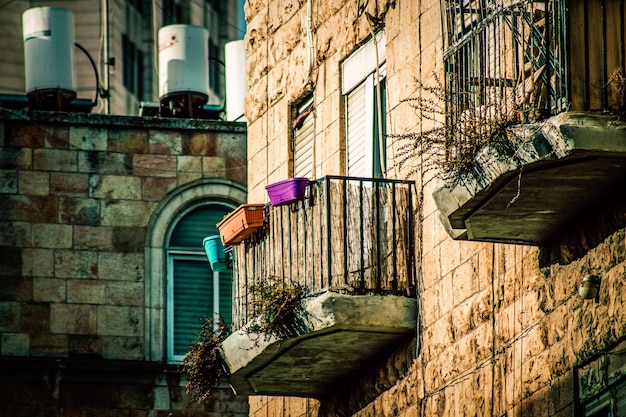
[
  {"x1": 166, "y1": 203, "x2": 233, "y2": 363},
  {"x1": 145, "y1": 180, "x2": 246, "y2": 363}
]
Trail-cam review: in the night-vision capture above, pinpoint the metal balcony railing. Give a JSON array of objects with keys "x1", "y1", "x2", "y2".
[
  {"x1": 231, "y1": 176, "x2": 416, "y2": 330},
  {"x1": 443, "y1": 0, "x2": 626, "y2": 139},
  {"x1": 443, "y1": 0, "x2": 568, "y2": 137}
]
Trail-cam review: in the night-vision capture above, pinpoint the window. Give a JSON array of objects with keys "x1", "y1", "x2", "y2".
[
  {"x1": 581, "y1": 377, "x2": 626, "y2": 417},
  {"x1": 584, "y1": 392, "x2": 611, "y2": 417},
  {"x1": 122, "y1": 34, "x2": 144, "y2": 99},
  {"x1": 145, "y1": 180, "x2": 246, "y2": 363},
  {"x1": 205, "y1": 0, "x2": 222, "y2": 13},
  {"x1": 291, "y1": 96, "x2": 315, "y2": 179},
  {"x1": 342, "y1": 30, "x2": 386, "y2": 178},
  {"x1": 166, "y1": 203, "x2": 233, "y2": 363},
  {"x1": 128, "y1": 0, "x2": 143, "y2": 14},
  {"x1": 163, "y1": 0, "x2": 183, "y2": 25},
  {"x1": 208, "y1": 40, "x2": 221, "y2": 96}
]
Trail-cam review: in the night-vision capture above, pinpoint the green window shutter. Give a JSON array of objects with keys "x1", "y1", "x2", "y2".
[
  {"x1": 613, "y1": 377, "x2": 626, "y2": 417},
  {"x1": 172, "y1": 257, "x2": 213, "y2": 358},
  {"x1": 373, "y1": 78, "x2": 387, "y2": 178}
]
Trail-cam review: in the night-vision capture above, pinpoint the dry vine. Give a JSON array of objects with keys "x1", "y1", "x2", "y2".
[
  {"x1": 389, "y1": 74, "x2": 525, "y2": 185},
  {"x1": 182, "y1": 317, "x2": 230, "y2": 403},
  {"x1": 182, "y1": 278, "x2": 310, "y2": 402},
  {"x1": 248, "y1": 276, "x2": 310, "y2": 340}
]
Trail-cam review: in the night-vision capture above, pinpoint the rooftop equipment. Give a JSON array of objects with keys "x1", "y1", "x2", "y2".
[
  {"x1": 158, "y1": 24, "x2": 210, "y2": 118},
  {"x1": 224, "y1": 39, "x2": 247, "y2": 121},
  {"x1": 22, "y1": 7, "x2": 77, "y2": 111}
]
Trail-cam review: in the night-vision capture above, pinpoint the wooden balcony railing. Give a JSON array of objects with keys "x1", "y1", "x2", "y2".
[{"x1": 230, "y1": 176, "x2": 416, "y2": 330}]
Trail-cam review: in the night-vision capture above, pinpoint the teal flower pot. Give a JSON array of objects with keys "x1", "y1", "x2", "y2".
[{"x1": 203, "y1": 235, "x2": 229, "y2": 271}]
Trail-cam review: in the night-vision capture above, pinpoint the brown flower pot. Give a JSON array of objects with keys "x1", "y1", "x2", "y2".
[{"x1": 217, "y1": 203, "x2": 265, "y2": 245}]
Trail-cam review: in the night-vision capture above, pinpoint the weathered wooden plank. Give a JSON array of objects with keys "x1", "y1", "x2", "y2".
[
  {"x1": 605, "y1": 0, "x2": 624, "y2": 111},
  {"x1": 568, "y1": 0, "x2": 589, "y2": 110},
  {"x1": 587, "y1": 0, "x2": 605, "y2": 110}
]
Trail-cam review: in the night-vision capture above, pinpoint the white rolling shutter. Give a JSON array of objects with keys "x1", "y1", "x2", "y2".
[
  {"x1": 293, "y1": 98, "x2": 315, "y2": 179},
  {"x1": 346, "y1": 79, "x2": 374, "y2": 177}
]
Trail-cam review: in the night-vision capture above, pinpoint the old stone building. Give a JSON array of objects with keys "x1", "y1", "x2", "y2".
[
  {"x1": 216, "y1": 0, "x2": 626, "y2": 417},
  {"x1": 0, "y1": 109, "x2": 249, "y2": 416},
  {"x1": 0, "y1": 1, "x2": 252, "y2": 416}
]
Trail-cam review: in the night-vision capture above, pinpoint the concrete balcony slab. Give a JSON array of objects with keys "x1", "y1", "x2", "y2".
[
  {"x1": 220, "y1": 291, "x2": 417, "y2": 397},
  {"x1": 433, "y1": 112, "x2": 626, "y2": 247}
]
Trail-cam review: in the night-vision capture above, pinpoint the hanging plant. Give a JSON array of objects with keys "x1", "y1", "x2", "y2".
[{"x1": 183, "y1": 317, "x2": 230, "y2": 403}]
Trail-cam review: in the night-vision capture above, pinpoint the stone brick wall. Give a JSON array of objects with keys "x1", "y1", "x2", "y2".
[
  {"x1": 0, "y1": 109, "x2": 249, "y2": 416},
  {"x1": 242, "y1": 0, "x2": 626, "y2": 416}
]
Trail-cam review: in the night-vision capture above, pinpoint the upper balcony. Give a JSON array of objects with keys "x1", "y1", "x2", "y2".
[
  {"x1": 432, "y1": 0, "x2": 626, "y2": 265},
  {"x1": 220, "y1": 176, "x2": 417, "y2": 397}
]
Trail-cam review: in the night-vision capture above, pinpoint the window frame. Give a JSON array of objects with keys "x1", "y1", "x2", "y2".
[
  {"x1": 291, "y1": 95, "x2": 315, "y2": 179},
  {"x1": 343, "y1": 69, "x2": 386, "y2": 178},
  {"x1": 164, "y1": 201, "x2": 235, "y2": 364},
  {"x1": 341, "y1": 30, "x2": 387, "y2": 179},
  {"x1": 122, "y1": 34, "x2": 144, "y2": 99},
  {"x1": 577, "y1": 364, "x2": 626, "y2": 417},
  {"x1": 583, "y1": 391, "x2": 612, "y2": 417}
]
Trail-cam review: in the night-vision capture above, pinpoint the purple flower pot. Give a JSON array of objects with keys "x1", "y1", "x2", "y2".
[{"x1": 265, "y1": 177, "x2": 309, "y2": 206}]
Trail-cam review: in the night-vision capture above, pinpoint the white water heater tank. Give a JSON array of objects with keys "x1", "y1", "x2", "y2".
[
  {"x1": 158, "y1": 24, "x2": 209, "y2": 104},
  {"x1": 225, "y1": 39, "x2": 247, "y2": 121},
  {"x1": 22, "y1": 7, "x2": 76, "y2": 101}
]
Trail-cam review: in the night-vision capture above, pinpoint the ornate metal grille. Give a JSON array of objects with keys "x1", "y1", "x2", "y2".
[{"x1": 442, "y1": 0, "x2": 567, "y2": 158}]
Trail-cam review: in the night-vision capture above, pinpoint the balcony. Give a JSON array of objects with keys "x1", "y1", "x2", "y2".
[
  {"x1": 433, "y1": 0, "x2": 626, "y2": 265},
  {"x1": 220, "y1": 176, "x2": 417, "y2": 397}
]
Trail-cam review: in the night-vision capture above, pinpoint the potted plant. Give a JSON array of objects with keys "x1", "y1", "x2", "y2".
[
  {"x1": 203, "y1": 235, "x2": 230, "y2": 271},
  {"x1": 216, "y1": 203, "x2": 265, "y2": 245},
  {"x1": 265, "y1": 177, "x2": 309, "y2": 206}
]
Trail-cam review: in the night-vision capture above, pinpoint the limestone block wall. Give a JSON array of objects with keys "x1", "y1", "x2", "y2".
[
  {"x1": 0, "y1": 110, "x2": 248, "y2": 416},
  {"x1": 243, "y1": 0, "x2": 626, "y2": 416}
]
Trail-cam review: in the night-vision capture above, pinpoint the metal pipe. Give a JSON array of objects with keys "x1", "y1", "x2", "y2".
[
  {"x1": 375, "y1": 181, "x2": 381, "y2": 290},
  {"x1": 280, "y1": 206, "x2": 286, "y2": 282},
  {"x1": 359, "y1": 180, "x2": 364, "y2": 289},
  {"x1": 303, "y1": 0, "x2": 313, "y2": 87},
  {"x1": 342, "y1": 178, "x2": 348, "y2": 285},
  {"x1": 408, "y1": 183, "x2": 416, "y2": 291},
  {"x1": 325, "y1": 178, "x2": 332, "y2": 288},
  {"x1": 392, "y1": 183, "x2": 397, "y2": 289},
  {"x1": 102, "y1": 0, "x2": 110, "y2": 114}
]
